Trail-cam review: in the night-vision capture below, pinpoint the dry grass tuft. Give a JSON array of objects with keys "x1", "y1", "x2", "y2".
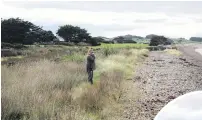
[
  {"x1": 78, "y1": 70, "x2": 123, "y2": 111},
  {"x1": 164, "y1": 49, "x2": 182, "y2": 56}
]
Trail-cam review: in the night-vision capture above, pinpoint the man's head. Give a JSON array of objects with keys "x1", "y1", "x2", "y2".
[{"x1": 88, "y1": 48, "x2": 94, "y2": 55}]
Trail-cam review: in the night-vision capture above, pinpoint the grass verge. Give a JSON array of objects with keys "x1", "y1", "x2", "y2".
[{"x1": 1, "y1": 45, "x2": 149, "y2": 120}]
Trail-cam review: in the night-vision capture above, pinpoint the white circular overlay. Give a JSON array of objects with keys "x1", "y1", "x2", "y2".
[{"x1": 154, "y1": 91, "x2": 202, "y2": 120}]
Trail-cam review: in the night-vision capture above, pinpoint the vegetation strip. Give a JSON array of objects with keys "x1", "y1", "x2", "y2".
[{"x1": 2, "y1": 45, "x2": 148, "y2": 120}]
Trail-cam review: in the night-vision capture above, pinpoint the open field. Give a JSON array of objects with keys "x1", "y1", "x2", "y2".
[
  {"x1": 1, "y1": 44, "x2": 148, "y2": 64},
  {"x1": 2, "y1": 43, "x2": 202, "y2": 120},
  {"x1": 1, "y1": 44, "x2": 149, "y2": 120},
  {"x1": 94, "y1": 43, "x2": 148, "y2": 49}
]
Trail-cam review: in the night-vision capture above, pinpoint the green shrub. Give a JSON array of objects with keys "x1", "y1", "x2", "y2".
[
  {"x1": 62, "y1": 54, "x2": 85, "y2": 62},
  {"x1": 54, "y1": 41, "x2": 75, "y2": 46},
  {"x1": 149, "y1": 36, "x2": 172, "y2": 46},
  {"x1": 77, "y1": 42, "x2": 90, "y2": 46}
]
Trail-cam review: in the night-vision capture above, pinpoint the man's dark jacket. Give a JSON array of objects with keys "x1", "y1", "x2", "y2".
[{"x1": 86, "y1": 54, "x2": 95, "y2": 72}]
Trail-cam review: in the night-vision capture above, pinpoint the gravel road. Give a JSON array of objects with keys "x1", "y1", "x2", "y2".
[{"x1": 120, "y1": 50, "x2": 202, "y2": 120}]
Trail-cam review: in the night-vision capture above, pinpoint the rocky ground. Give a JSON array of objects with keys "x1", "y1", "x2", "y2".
[
  {"x1": 120, "y1": 49, "x2": 202, "y2": 120},
  {"x1": 178, "y1": 44, "x2": 202, "y2": 64}
]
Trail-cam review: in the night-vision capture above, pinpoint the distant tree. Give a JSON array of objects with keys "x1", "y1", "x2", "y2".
[
  {"x1": 24, "y1": 30, "x2": 56, "y2": 44},
  {"x1": 92, "y1": 36, "x2": 113, "y2": 44},
  {"x1": 146, "y1": 34, "x2": 158, "y2": 39},
  {"x1": 56, "y1": 25, "x2": 99, "y2": 45},
  {"x1": 123, "y1": 40, "x2": 137, "y2": 43},
  {"x1": 113, "y1": 36, "x2": 125, "y2": 43},
  {"x1": 87, "y1": 37, "x2": 101, "y2": 46},
  {"x1": 1, "y1": 18, "x2": 35, "y2": 44},
  {"x1": 1, "y1": 18, "x2": 56, "y2": 44},
  {"x1": 92, "y1": 37, "x2": 105, "y2": 43},
  {"x1": 56, "y1": 25, "x2": 91, "y2": 43},
  {"x1": 149, "y1": 36, "x2": 171, "y2": 46},
  {"x1": 190, "y1": 37, "x2": 202, "y2": 42}
]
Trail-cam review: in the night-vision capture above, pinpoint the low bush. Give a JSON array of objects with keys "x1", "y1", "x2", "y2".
[
  {"x1": 1, "y1": 42, "x2": 26, "y2": 49},
  {"x1": 62, "y1": 54, "x2": 85, "y2": 62},
  {"x1": 54, "y1": 41, "x2": 75, "y2": 46},
  {"x1": 149, "y1": 36, "x2": 172, "y2": 46},
  {"x1": 77, "y1": 42, "x2": 91, "y2": 46}
]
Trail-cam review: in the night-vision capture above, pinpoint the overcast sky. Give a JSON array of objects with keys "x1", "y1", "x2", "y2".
[{"x1": 1, "y1": 1, "x2": 202, "y2": 39}]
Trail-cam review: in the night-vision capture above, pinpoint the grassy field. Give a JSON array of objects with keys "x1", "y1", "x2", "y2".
[
  {"x1": 95, "y1": 43, "x2": 148, "y2": 49},
  {"x1": 1, "y1": 44, "x2": 149, "y2": 120}
]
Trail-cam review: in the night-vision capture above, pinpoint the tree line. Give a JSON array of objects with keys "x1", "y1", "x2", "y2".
[
  {"x1": 1, "y1": 17, "x2": 174, "y2": 48},
  {"x1": 190, "y1": 37, "x2": 202, "y2": 42},
  {"x1": 1, "y1": 18, "x2": 100, "y2": 46}
]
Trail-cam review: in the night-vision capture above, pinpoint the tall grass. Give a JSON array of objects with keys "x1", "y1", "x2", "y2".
[
  {"x1": 73, "y1": 49, "x2": 149, "y2": 119},
  {"x1": 2, "y1": 60, "x2": 87, "y2": 120},
  {"x1": 1, "y1": 45, "x2": 149, "y2": 120}
]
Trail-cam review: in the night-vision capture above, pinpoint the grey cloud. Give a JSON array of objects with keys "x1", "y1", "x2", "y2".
[
  {"x1": 78, "y1": 24, "x2": 145, "y2": 32},
  {"x1": 195, "y1": 19, "x2": 202, "y2": 23},
  {"x1": 41, "y1": 23, "x2": 145, "y2": 37},
  {"x1": 2, "y1": 1, "x2": 202, "y2": 38},
  {"x1": 78, "y1": 24, "x2": 146, "y2": 37},
  {"x1": 167, "y1": 22, "x2": 188, "y2": 26},
  {"x1": 192, "y1": 33, "x2": 202, "y2": 37},
  {"x1": 2, "y1": 1, "x2": 202, "y2": 14},
  {"x1": 134, "y1": 19, "x2": 167, "y2": 23}
]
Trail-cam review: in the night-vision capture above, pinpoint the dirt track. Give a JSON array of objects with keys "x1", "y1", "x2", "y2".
[{"x1": 120, "y1": 48, "x2": 202, "y2": 120}]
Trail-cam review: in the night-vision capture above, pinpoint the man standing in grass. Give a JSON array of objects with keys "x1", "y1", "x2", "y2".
[{"x1": 86, "y1": 48, "x2": 96, "y2": 84}]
